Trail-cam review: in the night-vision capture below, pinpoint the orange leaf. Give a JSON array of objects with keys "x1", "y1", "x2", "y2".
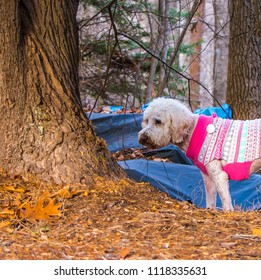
[
  {"x1": 54, "y1": 188, "x2": 72, "y2": 199},
  {"x1": 120, "y1": 247, "x2": 131, "y2": 259},
  {"x1": 83, "y1": 191, "x2": 89, "y2": 197},
  {"x1": 252, "y1": 228, "x2": 261, "y2": 238},
  {"x1": 0, "y1": 221, "x2": 11, "y2": 229},
  {"x1": 55, "y1": 188, "x2": 75, "y2": 199},
  {"x1": 0, "y1": 208, "x2": 15, "y2": 218},
  {"x1": 53, "y1": 187, "x2": 84, "y2": 199},
  {"x1": 19, "y1": 197, "x2": 62, "y2": 220},
  {"x1": 3, "y1": 185, "x2": 25, "y2": 193}
]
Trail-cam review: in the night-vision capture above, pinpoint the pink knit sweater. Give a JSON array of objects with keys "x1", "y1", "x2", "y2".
[{"x1": 186, "y1": 114, "x2": 261, "y2": 180}]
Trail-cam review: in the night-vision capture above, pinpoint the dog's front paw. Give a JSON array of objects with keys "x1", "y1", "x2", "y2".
[{"x1": 223, "y1": 203, "x2": 234, "y2": 211}]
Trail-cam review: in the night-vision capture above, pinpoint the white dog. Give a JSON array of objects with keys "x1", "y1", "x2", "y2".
[{"x1": 138, "y1": 98, "x2": 261, "y2": 211}]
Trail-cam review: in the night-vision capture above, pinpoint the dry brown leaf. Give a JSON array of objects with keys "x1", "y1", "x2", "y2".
[
  {"x1": 19, "y1": 197, "x2": 62, "y2": 220},
  {"x1": 152, "y1": 157, "x2": 169, "y2": 162},
  {"x1": 220, "y1": 242, "x2": 237, "y2": 249}
]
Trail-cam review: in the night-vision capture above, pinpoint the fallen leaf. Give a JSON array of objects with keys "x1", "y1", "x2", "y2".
[
  {"x1": 53, "y1": 187, "x2": 85, "y2": 199},
  {"x1": 3, "y1": 185, "x2": 25, "y2": 193},
  {"x1": 83, "y1": 191, "x2": 89, "y2": 197},
  {"x1": 54, "y1": 188, "x2": 74, "y2": 199},
  {"x1": 0, "y1": 221, "x2": 11, "y2": 229},
  {"x1": 0, "y1": 208, "x2": 15, "y2": 218},
  {"x1": 12, "y1": 197, "x2": 22, "y2": 207},
  {"x1": 19, "y1": 197, "x2": 62, "y2": 220},
  {"x1": 220, "y1": 242, "x2": 237, "y2": 249},
  {"x1": 252, "y1": 228, "x2": 261, "y2": 238},
  {"x1": 120, "y1": 247, "x2": 131, "y2": 259},
  {"x1": 153, "y1": 158, "x2": 168, "y2": 162}
]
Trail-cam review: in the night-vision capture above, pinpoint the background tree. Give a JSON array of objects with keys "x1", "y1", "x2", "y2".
[
  {"x1": 146, "y1": 0, "x2": 172, "y2": 101},
  {"x1": 79, "y1": 0, "x2": 205, "y2": 106},
  {"x1": 212, "y1": 0, "x2": 230, "y2": 106},
  {"x1": 226, "y1": 0, "x2": 261, "y2": 119},
  {"x1": 0, "y1": 0, "x2": 123, "y2": 185}
]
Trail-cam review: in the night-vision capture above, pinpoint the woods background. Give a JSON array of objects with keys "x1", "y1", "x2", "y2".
[{"x1": 78, "y1": 0, "x2": 261, "y2": 119}]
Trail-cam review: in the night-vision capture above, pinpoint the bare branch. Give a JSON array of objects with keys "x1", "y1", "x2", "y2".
[
  {"x1": 79, "y1": 0, "x2": 118, "y2": 30},
  {"x1": 117, "y1": 31, "x2": 230, "y2": 117},
  {"x1": 158, "y1": 0, "x2": 204, "y2": 95}
]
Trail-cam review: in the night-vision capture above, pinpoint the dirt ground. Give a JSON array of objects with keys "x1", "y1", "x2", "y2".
[{"x1": 1, "y1": 170, "x2": 261, "y2": 260}]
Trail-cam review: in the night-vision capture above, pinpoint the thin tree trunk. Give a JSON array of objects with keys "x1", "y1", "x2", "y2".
[
  {"x1": 213, "y1": 0, "x2": 230, "y2": 106},
  {"x1": 158, "y1": 0, "x2": 171, "y2": 90},
  {"x1": 0, "y1": 0, "x2": 123, "y2": 185},
  {"x1": 226, "y1": 0, "x2": 261, "y2": 119},
  {"x1": 146, "y1": 0, "x2": 163, "y2": 101},
  {"x1": 158, "y1": 0, "x2": 203, "y2": 96},
  {"x1": 189, "y1": 2, "x2": 204, "y2": 108},
  {"x1": 146, "y1": 56, "x2": 159, "y2": 101}
]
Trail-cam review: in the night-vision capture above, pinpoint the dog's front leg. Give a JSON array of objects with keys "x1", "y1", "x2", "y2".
[
  {"x1": 206, "y1": 160, "x2": 233, "y2": 211},
  {"x1": 201, "y1": 173, "x2": 217, "y2": 209}
]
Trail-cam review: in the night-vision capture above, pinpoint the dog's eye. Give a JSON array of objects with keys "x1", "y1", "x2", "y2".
[{"x1": 155, "y1": 119, "x2": 162, "y2": 125}]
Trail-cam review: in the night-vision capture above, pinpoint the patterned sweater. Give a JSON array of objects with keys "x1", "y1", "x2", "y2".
[{"x1": 186, "y1": 114, "x2": 261, "y2": 180}]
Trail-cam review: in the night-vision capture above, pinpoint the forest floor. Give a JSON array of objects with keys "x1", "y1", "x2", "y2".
[{"x1": 1, "y1": 169, "x2": 261, "y2": 260}]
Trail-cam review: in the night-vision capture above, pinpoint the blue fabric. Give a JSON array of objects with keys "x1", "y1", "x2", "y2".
[
  {"x1": 89, "y1": 113, "x2": 143, "y2": 152},
  {"x1": 109, "y1": 106, "x2": 124, "y2": 113},
  {"x1": 89, "y1": 110, "x2": 261, "y2": 211},
  {"x1": 118, "y1": 159, "x2": 261, "y2": 211},
  {"x1": 194, "y1": 103, "x2": 232, "y2": 119}
]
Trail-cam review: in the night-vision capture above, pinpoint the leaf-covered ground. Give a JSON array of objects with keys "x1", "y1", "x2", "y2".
[{"x1": 1, "y1": 171, "x2": 261, "y2": 260}]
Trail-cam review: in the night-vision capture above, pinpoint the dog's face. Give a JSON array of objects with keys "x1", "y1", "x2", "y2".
[
  {"x1": 138, "y1": 98, "x2": 193, "y2": 149},
  {"x1": 138, "y1": 107, "x2": 172, "y2": 149}
]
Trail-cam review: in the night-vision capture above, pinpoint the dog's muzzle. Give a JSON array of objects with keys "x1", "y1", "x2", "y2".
[
  {"x1": 138, "y1": 131, "x2": 158, "y2": 149},
  {"x1": 138, "y1": 132, "x2": 149, "y2": 146}
]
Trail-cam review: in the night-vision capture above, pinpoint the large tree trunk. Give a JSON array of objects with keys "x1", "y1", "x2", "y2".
[
  {"x1": 0, "y1": 0, "x2": 123, "y2": 185},
  {"x1": 226, "y1": 0, "x2": 261, "y2": 119}
]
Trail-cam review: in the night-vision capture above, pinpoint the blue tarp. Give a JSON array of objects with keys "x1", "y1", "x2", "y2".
[
  {"x1": 89, "y1": 110, "x2": 261, "y2": 211},
  {"x1": 118, "y1": 159, "x2": 261, "y2": 211},
  {"x1": 194, "y1": 103, "x2": 233, "y2": 119},
  {"x1": 89, "y1": 113, "x2": 143, "y2": 152}
]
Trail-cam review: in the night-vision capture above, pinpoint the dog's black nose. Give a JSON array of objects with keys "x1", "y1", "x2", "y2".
[{"x1": 138, "y1": 133, "x2": 148, "y2": 145}]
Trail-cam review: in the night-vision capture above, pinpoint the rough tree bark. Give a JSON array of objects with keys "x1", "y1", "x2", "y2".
[
  {"x1": 0, "y1": 0, "x2": 123, "y2": 185},
  {"x1": 226, "y1": 0, "x2": 261, "y2": 119}
]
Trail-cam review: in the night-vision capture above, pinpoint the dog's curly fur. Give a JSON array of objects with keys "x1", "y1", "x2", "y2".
[{"x1": 138, "y1": 97, "x2": 261, "y2": 211}]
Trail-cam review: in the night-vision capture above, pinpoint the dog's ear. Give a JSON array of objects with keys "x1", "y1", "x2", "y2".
[{"x1": 169, "y1": 111, "x2": 191, "y2": 144}]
